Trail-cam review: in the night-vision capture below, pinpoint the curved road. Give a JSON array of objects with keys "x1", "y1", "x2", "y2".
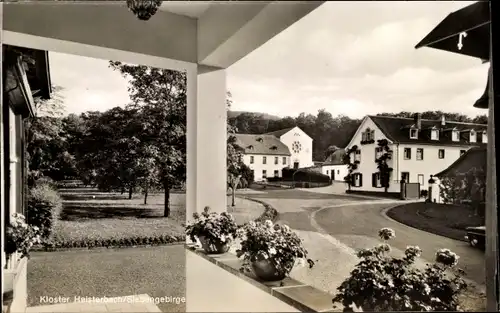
[{"x1": 246, "y1": 189, "x2": 485, "y2": 288}]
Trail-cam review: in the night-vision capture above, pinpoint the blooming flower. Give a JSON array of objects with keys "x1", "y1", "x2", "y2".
[
  {"x1": 405, "y1": 245, "x2": 422, "y2": 259},
  {"x1": 378, "y1": 227, "x2": 396, "y2": 240},
  {"x1": 435, "y1": 248, "x2": 459, "y2": 266},
  {"x1": 264, "y1": 220, "x2": 274, "y2": 229}
]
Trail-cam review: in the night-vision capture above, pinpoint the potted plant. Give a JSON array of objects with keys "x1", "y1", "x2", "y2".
[
  {"x1": 185, "y1": 206, "x2": 238, "y2": 254},
  {"x1": 5, "y1": 213, "x2": 42, "y2": 268},
  {"x1": 236, "y1": 220, "x2": 315, "y2": 281}
]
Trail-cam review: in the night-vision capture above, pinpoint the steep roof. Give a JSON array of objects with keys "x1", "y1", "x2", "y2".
[
  {"x1": 264, "y1": 127, "x2": 295, "y2": 138},
  {"x1": 324, "y1": 149, "x2": 346, "y2": 165},
  {"x1": 233, "y1": 134, "x2": 291, "y2": 156},
  {"x1": 369, "y1": 115, "x2": 487, "y2": 147},
  {"x1": 435, "y1": 147, "x2": 486, "y2": 177}
]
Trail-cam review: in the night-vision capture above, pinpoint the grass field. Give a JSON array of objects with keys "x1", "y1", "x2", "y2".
[
  {"x1": 387, "y1": 202, "x2": 484, "y2": 241},
  {"x1": 52, "y1": 187, "x2": 186, "y2": 243}
]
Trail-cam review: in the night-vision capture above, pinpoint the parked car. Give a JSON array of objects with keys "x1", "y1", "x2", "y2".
[{"x1": 464, "y1": 226, "x2": 485, "y2": 250}]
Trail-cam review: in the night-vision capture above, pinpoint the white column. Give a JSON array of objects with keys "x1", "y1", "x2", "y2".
[{"x1": 186, "y1": 65, "x2": 227, "y2": 222}]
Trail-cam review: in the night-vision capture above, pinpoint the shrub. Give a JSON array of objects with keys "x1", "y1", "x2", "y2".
[
  {"x1": 35, "y1": 176, "x2": 57, "y2": 189},
  {"x1": 185, "y1": 206, "x2": 238, "y2": 244},
  {"x1": 26, "y1": 184, "x2": 63, "y2": 239},
  {"x1": 266, "y1": 177, "x2": 282, "y2": 182},
  {"x1": 332, "y1": 228, "x2": 467, "y2": 312},
  {"x1": 420, "y1": 189, "x2": 429, "y2": 198},
  {"x1": 282, "y1": 168, "x2": 330, "y2": 183}
]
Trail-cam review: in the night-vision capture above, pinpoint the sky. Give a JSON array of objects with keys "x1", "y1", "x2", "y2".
[{"x1": 49, "y1": 1, "x2": 489, "y2": 119}]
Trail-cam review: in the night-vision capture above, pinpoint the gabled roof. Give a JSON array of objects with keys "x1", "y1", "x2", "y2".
[
  {"x1": 264, "y1": 127, "x2": 295, "y2": 138},
  {"x1": 435, "y1": 147, "x2": 486, "y2": 177},
  {"x1": 369, "y1": 115, "x2": 487, "y2": 147},
  {"x1": 233, "y1": 134, "x2": 291, "y2": 156},
  {"x1": 323, "y1": 149, "x2": 346, "y2": 166}
]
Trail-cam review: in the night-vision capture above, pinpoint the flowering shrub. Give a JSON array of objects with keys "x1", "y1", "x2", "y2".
[
  {"x1": 185, "y1": 206, "x2": 238, "y2": 245},
  {"x1": 5, "y1": 213, "x2": 42, "y2": 260},
  {"x1": 332, "y1": 228, "x2": 467, "y2": 311},
  {"x1": 236, "y1": 220, "x2": 314, "y2": 276}
]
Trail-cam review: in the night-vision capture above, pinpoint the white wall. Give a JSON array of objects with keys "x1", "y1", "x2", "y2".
[
  {"x1": 279, "y1": 127, "x2": 314, "y2": 169},
  {"x1": 346, "y1": 117, "x2": 399, "y2": 192},
  {"x1": 242, "y1": 154, "x2": 290, "y2": 181},
  {"x1": 322, "y1": 165, "x2": 348, "y2": 182},
  {"x1": 396, "y1": 144, "x2": 475, "y2": 190}
]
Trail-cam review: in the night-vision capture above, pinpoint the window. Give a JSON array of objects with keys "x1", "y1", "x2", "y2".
[
  {"x1": 410, "y1": 128, "x2": 418, "y2": 139},
  {"x1": 262, "y1": 156, "x2": 267, "y2": 164},
  {"x1": 352, "y1": 173, "x2": 363, "y2": 187},
  {"x1": 375, "y1": 147, "x2": 383, "y2": 160},
  {"x1": 250, "y1": 156, "x2": 254, "y2": 164},
  {"x1": 274, "y1": 156, "x2": 278, "y2": 165},
  {"x1": 354, "y1": 150, "x2": 361, "y2": 162},
  {"x1": 401, "y1": 172, "x2": 410, "y2": 183},
  {"x1": 460, "y1": 150, "x2": 466, "y2": 156},
  {"x1": 362, "y1": 129, "x2": 375, "y2": 142},
  {"x1": 372, "y1": 173, "x2": 382, "y2": 188},
  {"x1": 469, "y1": 130, "x2": 476, "y2": 143},
  {"x1": 250, "y1": 170, "x2": 254, "y2": 178},
  {"x1": 404, "y1": 148, "x2": 411, "y2": 160},
  {"x1": 416, "y1": 148, "x2": 424, "y2": 160},
  {"x1": 438, "y1": 149, "x2": 445, "y2": 159},
  {"x1": 282, "y1": 157, "x2": 287, "y2": 165},
  {"x1": 262, "y1": 170, "x2": 267, "y2": 179},
  {"x1": 482, "y1": 131, "x2": 487, "y2": 143},
  {"x1": 326, "y1": 170, "x2": 329, "y2": 175},
  {"x1": 274, "y1": 170, "x2": 279, "y2": 177},
  {"x1": 452, "y1": 130, "x2": 460, "y2": 142},
  {"x1": 418, "y1": 174, "x2": 424, "y2": 186},
  {"x1": 337, "y1": 170, "x2": 340, "y2": 174},
  {"x1": 431, "y1": 129, "x2": 439, "y2": 140}
]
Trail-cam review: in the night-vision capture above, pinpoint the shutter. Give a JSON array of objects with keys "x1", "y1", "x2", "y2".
[
  {"x1": 372, "y1": 173, "x2": 376, "y2": 187},
  {"x1": 359, "y1": 173, "x2": 363, "y2": 187}
]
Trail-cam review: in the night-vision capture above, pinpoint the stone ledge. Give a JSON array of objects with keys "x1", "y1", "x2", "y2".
[{"x1": 185, "y1": 244, "x2": 335, "y2": 312}]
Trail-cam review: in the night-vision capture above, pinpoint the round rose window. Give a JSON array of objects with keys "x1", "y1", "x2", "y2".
[{"x1": 292, "y1": 141, "x2": 302, "y2": 153}]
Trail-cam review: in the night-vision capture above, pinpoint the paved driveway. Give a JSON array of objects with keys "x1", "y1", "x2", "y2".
[{"x1": 246, "y1": 189, "x2": 485, "y2": 292}]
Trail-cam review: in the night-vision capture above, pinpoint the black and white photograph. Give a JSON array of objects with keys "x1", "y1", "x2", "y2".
[{"x1": 1, "y1": 1, "x2": 498, "y2": 313}]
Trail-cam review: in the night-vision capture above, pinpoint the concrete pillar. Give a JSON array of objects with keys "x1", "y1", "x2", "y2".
[{"x1": 186, "y1": 65, "x2": 227, "y2": 221}]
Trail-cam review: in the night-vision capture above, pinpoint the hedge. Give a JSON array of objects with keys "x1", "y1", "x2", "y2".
[
  {"x1": 281, "y1": 167, "x2": 331, "y2": 183},
  {"x1": 26, "y1": 183, "x2": 63, "y2": 239},
  {"x1": 33, "y1": 234, "x2": 185, "y2": 252}
]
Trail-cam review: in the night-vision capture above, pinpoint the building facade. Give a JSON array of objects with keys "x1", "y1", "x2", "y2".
[
  {"x1": 345, "y1": 114, "x2": 487, "y2": 194},
  {"x1": 235, "y1": 126, "x2": 314, "y2": 181},
  {"x1": 234, "y1": 134, "x2": 291, "y2": 182},
  {"x1": 321, "y1": 148, "x2": 348, "y2": 181},
  {"x1": 265, "y1": 126, "x2": 314, "y2": 169}
]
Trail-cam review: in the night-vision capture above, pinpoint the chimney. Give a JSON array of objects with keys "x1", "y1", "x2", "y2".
[
  {"x1": 441, "y1": 115, "x2": 446, "y2": 126},
  {"x1": 413, "y1": 113, "x2": 422, "y2": 130}
]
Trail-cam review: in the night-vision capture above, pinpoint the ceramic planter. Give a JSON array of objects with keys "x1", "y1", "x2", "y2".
[
  {"x1": 198, "y1": 236, "x2": 230, "y2": 254},
  {"x1": 251, "y1": 258, "x2": 293, "y2": 282}
]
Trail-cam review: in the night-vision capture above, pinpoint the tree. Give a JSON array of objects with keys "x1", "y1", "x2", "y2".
[
  {"x1": 439, "y1": 167, "x2": 486, "y2": 215},
  {"x1": 109, "y1": 61, "x2": 187, "y2": 217},
  {"x1": 226, "y1": 91, "x2": 246, "y2": 207},
  {"x1": 343, "y1": 145, "x2": 359, "y2": 191},
  {"x1": 375, "y1": 139, "x2": 393, "y2": 193}
]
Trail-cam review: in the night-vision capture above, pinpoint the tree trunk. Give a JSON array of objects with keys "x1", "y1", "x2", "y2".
[
  {"x1": 231, "y1": 188, "x2": 236, "y2": 207},
  {"x1": 128, "y1": 186, "x2": 133, "y2": 199},
  {"x1": 164, "y1": 181, "x2": 170, "y2": 217},
  {"x1": 144, "y1": 189, "x2": 148, "y2": 205}
]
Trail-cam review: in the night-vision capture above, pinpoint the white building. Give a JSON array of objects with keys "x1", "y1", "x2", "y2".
[
  {"x1": 234, "y1": 134, "x2": 291, "y2": 182},
  {"x1": 235, "y1": 126, "x2": 314, "y2": 181},
  {"x1": 345, "y1": 114, "x2": 488, "y2": 195},
  {"x1": 321, "y1": 149, "x2": 348, "y2": 182},
  {"x1": 265, "y1": 126, "x2": 314, "y2": 169}
]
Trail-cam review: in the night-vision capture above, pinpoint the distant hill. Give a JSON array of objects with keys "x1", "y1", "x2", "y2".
[{"x1": 228, "y1": 110, "x2": 281, "y2": 120}]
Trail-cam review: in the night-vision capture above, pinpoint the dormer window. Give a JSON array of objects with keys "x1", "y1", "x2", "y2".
[
  {"x1": 482, "y1": 130, "x2": 487, "y2": 143},
  {"x1": 247, "y1": 145, "x2": 254, "y2": 150},
  {"x1": 452, "y1": 129, "x2": 460, "y2": 142},
  {"x1": 270, "y1": 145, "x2": 278, "y2": 150},
  {"x1": 469, "y1": 130, "x2": 476, "y2": 143},
  {"x1": 409, "y1": 128, "x2": 418, "y2": 139},
  {"x1": 430, "y1": 128, "x2": 439, "y2": 140},
  {"x1": 256, "y1": 137, "x2": 263, "y2": 142}
]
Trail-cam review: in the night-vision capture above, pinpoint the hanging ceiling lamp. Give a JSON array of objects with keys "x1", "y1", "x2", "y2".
[{"x1": 126, "y1": 0, "x2": 163, "y2": 21}]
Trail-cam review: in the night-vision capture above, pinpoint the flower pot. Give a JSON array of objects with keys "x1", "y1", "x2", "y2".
[
  {"x1": 198, "y1": 236, "x2": 230, "y2": 254},
  {"x1": 251, "y1": 258, "x2": 293, "y2": 282}
]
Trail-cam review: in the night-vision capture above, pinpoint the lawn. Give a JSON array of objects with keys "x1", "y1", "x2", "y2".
[
  {"x1": 28, "y1": 245, "x2": 186, "y2": 312},
  {"x1": 387, "y1": 202, "x2": 484, "y2": 241},
  {"x1": 51, "y1": 187, "x2": 265, "y2": 245},
  {"x1": 52, "y1": 187, "x2": 186, "y2": 244}
]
